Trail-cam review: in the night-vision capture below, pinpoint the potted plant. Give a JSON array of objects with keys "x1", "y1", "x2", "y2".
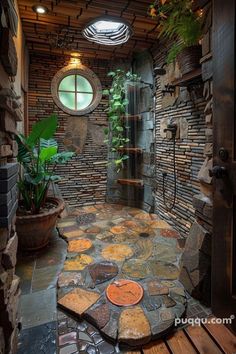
[
  {"x1": 103, "y1": 69, "x2": 140, "y2": 172},
  {"x1": 15, "y1": 114, "x2": 74, "y2": 250},
  {"x1": 148, "y1": 0, "x2": 202, "y2": 75}
]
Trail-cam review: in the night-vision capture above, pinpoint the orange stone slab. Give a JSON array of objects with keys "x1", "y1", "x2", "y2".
[
  {"x1": 64, "y1": 254, "x2": 93, "y2": 271},
  {"x1": 68, "y1": 239, "x2": 93, "y2": 253},
  {"x1": 106, "y1": 280, "x2": 144, "y2": 306},
  {"x1": 118, "y1": 306, "x2": 151, "y2": 346},
  {"x1": 110, "y1": 226, "x2": 128, "y2": 234},
  {"x1": 101, "y1": 244, "x2": 134, "y2": 262},
  {"x1": 58, "y1": 288, "x2": 100, "y2": 316}
]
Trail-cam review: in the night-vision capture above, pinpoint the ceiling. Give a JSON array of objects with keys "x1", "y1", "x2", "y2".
[{"x1": 18, "y1": 0, "x2": 160, "y2": 59}]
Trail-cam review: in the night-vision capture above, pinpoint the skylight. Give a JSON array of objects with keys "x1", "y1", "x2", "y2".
[
  {"x1": 82, "y1": 16, "x2": 132, "y2": 46},
  {"x1": 93, "y1": 20, "x2": 123, "y2": 33}
]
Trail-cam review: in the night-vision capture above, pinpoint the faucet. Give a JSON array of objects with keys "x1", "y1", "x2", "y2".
[{"x1": 164, "y1": 123, "x2": 177, "y2": 136}]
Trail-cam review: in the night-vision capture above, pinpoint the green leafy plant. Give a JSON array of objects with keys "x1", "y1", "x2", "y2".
[
  {"x1": 148, "y1": 0, "x2": 202, "y2": 63},
  {"x1": 103, "y1": 69, "x2": 140, "y2": 172},
  {"x1": 16, "y1": 114, "x2": 74, "y2": 214}
]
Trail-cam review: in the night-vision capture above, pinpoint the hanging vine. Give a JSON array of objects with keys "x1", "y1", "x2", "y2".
[{"x1": 103, "y1": 69, "x2": 140, "y2": 172}]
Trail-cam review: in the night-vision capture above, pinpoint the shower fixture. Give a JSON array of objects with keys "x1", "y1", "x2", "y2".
[
  {"x1": 154, "y1": 66, "x2": 166, "y2": 76},
  {"x1": 162, "y1": 84, "x2": 175, "y2": 95},
  {"x1": 162, "y1": 123, "x2": 177, "y2": 211},
  {"x1": 164, "y1": 123, "x2": 177, "y2": 136}
]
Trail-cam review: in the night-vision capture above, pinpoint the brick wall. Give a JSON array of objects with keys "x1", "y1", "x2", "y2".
[
  {"x1": 152, "y1": 46, "x2": 206, "y2": 236},
  {"x1": 28, "y1": 53, "x2": 128, "y2": 207}
]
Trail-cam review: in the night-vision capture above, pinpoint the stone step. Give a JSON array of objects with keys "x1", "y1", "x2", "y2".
[
  {"x1": 121, "y1": 114, "x2": 142, "y2": 121},
  {"x1": 118, "y1": 147, "x2": 143, "y2": 154},
  {"x1": 117, "y1": 179, "x2": 144, "y2": 187}
]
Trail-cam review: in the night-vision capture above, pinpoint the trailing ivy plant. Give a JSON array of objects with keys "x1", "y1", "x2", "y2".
[{"x1": 103, "y1": 69, "x2": 140, "y2": 172}]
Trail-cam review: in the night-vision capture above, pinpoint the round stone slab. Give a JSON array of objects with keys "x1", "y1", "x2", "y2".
[
  {"x1": 68, "y1": 239, "x2": 93, "y2": 253},
  {"x1": 122, "y1": 259, "x2": 151, "y2": 279},
  {"x1": 88, "y1": 261, "x2": 119, "y2": 285},
  {"x1": 101, "y1": 244, "x2": 134, "y2": 262},
  {"x1": 106, "y1": 279, "x2": 144, "y2": 306}
]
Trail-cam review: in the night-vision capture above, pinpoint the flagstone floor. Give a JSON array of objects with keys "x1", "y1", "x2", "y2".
[
  {"x1": 56, "y1": 203, "x2": 187, "y2": 350},
  {"x1": 16, "y1": 203, "x2": 212, "y2": 354}
]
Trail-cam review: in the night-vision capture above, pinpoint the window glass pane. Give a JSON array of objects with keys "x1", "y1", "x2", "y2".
[
  {"x1": 59, "y1": 92, "x2": 75, "y2": 110},
  {"x1": 77, "y1": 93, "x2": 93, "y2": 110},
  {"x1": 77, "y1": 75, "x2": 93, "y2": 93},
  {"x1": 59, "y1": 75, "x2": 75, "y2": 91}
]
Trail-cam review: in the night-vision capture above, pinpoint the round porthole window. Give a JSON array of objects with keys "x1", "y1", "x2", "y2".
[{"x1": 51, "y1": 65, "x2": 102, "y2": 116}]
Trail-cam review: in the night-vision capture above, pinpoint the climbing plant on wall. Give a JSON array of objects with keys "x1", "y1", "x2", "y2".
[{"x1": 103, "y1": 69, "x2": 140, "y2": 172}]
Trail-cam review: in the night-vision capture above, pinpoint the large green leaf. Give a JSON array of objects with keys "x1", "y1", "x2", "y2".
[
  {"x1": 27, "y1": 115, "x2": 58, "y2": 146},
  {"x1": 39, "y1": 146, "x2": 58, "y2": 162},
  {"x1": 40, "y1": 138, "x2": 58, "y2": 149},
  {"x1": 50, "y1": 151, "x2": 75, "y2": 164},
  {"x1": 15, "y1": 134, "x2": 31, "y2": 166}
]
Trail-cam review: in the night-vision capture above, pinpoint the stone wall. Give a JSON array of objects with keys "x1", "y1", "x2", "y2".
[
  {"x1": 0, "y1": 1, "x2": 27, "y2": 352},
  {"x1": 152, "y1": 47, "x2": 206, "y2": 236},
  {"x1": 28, "y1": 53, "x2": 128, "y2": 207},
  {"x1": 179, "y1": 0, "x2": 213, "y2": 305}
]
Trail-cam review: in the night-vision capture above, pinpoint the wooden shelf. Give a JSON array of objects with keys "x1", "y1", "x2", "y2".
[
  {"x1": 118, "y1": 147, "x2": 143, "y2": 154},
  {"x1": 117, "y1": 179, "x2": 144, "y2": 187},
  {"x1": 171, "y1": 68, "x2": 202, "y2": 87},
  {"x1": 121, "y1": 114, "x2": 142, "y2": 121}
]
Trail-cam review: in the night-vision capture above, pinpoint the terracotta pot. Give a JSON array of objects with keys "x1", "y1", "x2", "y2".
[
  {"x1": 16, "y1": 197, "x2": 65, "y2": 251},
  {"x1": 177, "y1": 45, "x2": 202, "y2": 76}
]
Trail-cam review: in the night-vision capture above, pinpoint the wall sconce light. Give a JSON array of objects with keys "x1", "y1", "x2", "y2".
[{"x1": 70, "y1": 53, "x2": 82, "y2": 66}]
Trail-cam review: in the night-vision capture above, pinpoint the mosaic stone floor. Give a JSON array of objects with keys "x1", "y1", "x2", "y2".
[{"x1": 57, "y1": 203, "x2": 187, "y2": 349}]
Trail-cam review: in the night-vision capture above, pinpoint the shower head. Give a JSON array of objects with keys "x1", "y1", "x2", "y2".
[{"x1": 154, "y1": 66, "x2": 166, "y2": 76}]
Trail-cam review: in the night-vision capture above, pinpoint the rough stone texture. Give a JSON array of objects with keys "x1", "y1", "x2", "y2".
[
  {"x1": 63, "y1": 254, "x2": 93, "y2": 271},
  {"x1": 179, "y1": 221, "x2": 211, "y2": 304},
  {"x1": 2, "y1": 233, "x2": 18, "y2": 269},
  {"x1": 85, "y1": 301, "x2": 110, "y2": 329},
  {"x1": 88, "y1": 261, "x2": 119, "y2": 285},
  {"x1": 63, "y1": 117, "x2": 88, "y2": 154},
  {"x1": 197, "y1": 157, "x2": 213, "y2": 184},
  {"x1": 147, "y1": 280, "x2": 169, "y2": 296},
  {"x1": 67, "y1": 239, "x2": 93, "y2": 253},
  {"x1": 58, "y1": 288, "x2": 100, "y2": 317},
  {"x1": 148, "y1": 261, "x2": 179, "y2": 280},
  {"x1": 101, "y1": 244, "x2": 134, "y2": 262},
  {"x1": 122, "y1": 259, "x2": 151, "y2": 279},
  {"x1": 118, "y1": 306, "x2": 151, "y2": 346},
  {"x1": 58, "y1": 272, "x2": 84, "y2": 288}
]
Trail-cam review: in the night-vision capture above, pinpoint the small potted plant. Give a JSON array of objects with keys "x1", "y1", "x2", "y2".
[
  {"x1": 148, "y1": 0, "x2": 202, "y2": 75},
  {"x1": 15, "y1": 114, "x2": 74, "y2": 250}
]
